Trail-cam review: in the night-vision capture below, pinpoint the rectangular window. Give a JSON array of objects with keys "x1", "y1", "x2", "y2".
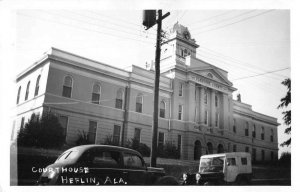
[
  {"x1": 115, "y1": 99, "x2": 123, "y2": 109},
  {"x1": 160, "y1": 108, "x2": 165, "y2": 118},
  {"x1": 215, "y1": 113, "x2": 219, "y2": 127},
  {"x1": 245, "y1": 147, "x2": 249, "y2": 152},
  {"x1": 233, "y1": 119, "x2": 236, "y2": 133},
  {"x1": 241, "y1": 157, "x2": 247, "y2": 165},
  {"x1": 92, "y1": 93, "x2": 100, "y2": 104},
  {"x1": 270, "y1": 135, "x2": 273, "y2": 142},
  {"x1": 113, "y1": 125, "x2": 121, "y2": 145},
  {"x1": 179, "y1": 83, "x2": 183, "y2": 96},
  {"x1": 204, "y1": 93, "x2": 208, "y2": 104},
  {"x1": 178, "y1": 105, "x2": 183, "y2": 120},
  {"x1": 204, "y1": 110, "x2": 208, "y2": 125},
  {"x1": 227, "y1": 158, "x2": 236, "y2": 166},
  {"x1": 134, "y1": 128, "x2": 141, "y2": 143},
  {"x1": 245, "y1": 122, "x2": 249, "y2": 136},
  {"x1": 136, "y1": 103, "x2": 142, "y2": 113},
  {"x1": 261, "y1": 150, "x2": 265, "y2": 161},
  {"x1": 58, "y1": 116, "x2": 68, "y2": 139},
  {"x1": 62, "y1": 86, "x2": 72, "y2": 98},
  {"x1": 158, "y1": 132, "x2": 164, "y2": 148},
  {"x1": 252, "y1": 124, "x2": 256, "y2": 138},
  {"x1": 261, "y1": 127, "x2": 265, "y2": 140},
  {"x1": 20, "y1": 117, "x2": 25, "y2": 129},
  {"x1": 88, "y1": 120, "x2": 97, "y2": 144},
  {"x1": 233, "y1": 144, "x2": 237, "y2": 152},
  {"x1": 178, "y1": 135, "x2": 182, "y2": 154}
]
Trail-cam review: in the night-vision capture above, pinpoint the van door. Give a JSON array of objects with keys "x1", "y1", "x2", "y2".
[{"x1": 225, "y1": 157, "x2": 239, "y2": 183}]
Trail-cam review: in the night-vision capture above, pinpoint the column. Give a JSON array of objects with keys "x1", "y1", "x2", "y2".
[
  {"x1": 199, "y1": 85, "x2": 205, "y2": 126},
  {"x1": 187, "y1": 82, "x2": 196, "y2": 122},
  {"x1": 210, "y1": 89, "x2": 215, "y2": 132}
]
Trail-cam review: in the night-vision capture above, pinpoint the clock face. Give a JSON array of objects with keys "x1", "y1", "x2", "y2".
[{"x1": 183, "y1": 31, "x2": 190, "y2": 40}]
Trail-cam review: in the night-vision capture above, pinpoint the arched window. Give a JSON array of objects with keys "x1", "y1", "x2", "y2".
[
  {"x1": 62, "y1": 76, "x2": 73, "y2": 98},
  {"x1": 16, "y1": 86, "x2": 21, "y2": 104},
  {"x1": 217, "y1": 144, "x2": 224, "y2": 153},
  {"x1": 115, "y1": 89, "x2": 124, "y2": 109},
  {"x1": 207, "y1": 142, "x2": 213, "y2": 154},
  {"x1": 25, "y1": 81, "x2": 30, "y2": 101},
  {"x1": 34, "y1": 75, "x2": 41, "y2": 97},
  {"x1": 194, "y1": 140, "x2": 202, "y2": 160},
  {"x1": 136, "y1": 93, "x2": 143, "y2": 113},
  {"x1": 92, "y1": 83, "x2": 101, "y2": 104},
  {"x1": 160, "y1": 101, "x2": 166, "y2": 118}
]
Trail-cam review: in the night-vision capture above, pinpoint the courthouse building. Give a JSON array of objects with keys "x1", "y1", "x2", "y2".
[{"x1": 12, "y1": 23, "x2": 279, "y2": 161}]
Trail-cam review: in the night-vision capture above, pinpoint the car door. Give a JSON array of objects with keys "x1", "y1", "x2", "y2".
[
  {"x1": 122, "y1": 152, "x2": 147, "y2": 185},
  {"x1": 79, "y1": 148, "x2": 125, "y2": 185}
]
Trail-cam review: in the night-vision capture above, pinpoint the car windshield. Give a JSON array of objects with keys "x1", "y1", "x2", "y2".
[
  {"x1": 199, "y1": 157, "x2": 225, "y2": 173},
  {"x1": 55, "y1": 150, "x2": 79, "y2": 163}
]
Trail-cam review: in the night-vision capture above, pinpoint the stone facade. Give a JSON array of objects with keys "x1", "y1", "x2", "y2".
[{"x1": 13, "y1": 23, "x2": 279, "y2": 161}]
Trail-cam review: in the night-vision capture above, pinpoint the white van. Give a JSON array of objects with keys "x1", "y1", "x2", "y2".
[{"x1": 198, "y1": 152, "x2": 252, "y2": 185}]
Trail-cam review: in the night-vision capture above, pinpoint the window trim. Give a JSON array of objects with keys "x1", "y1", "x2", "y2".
[
  {"x1": 136, "y1": 93, "x2": 143, "y2": 113},
  {"x1": 179, "y1": 83, "x2": 183, "y2": 97},
  {"x1": 62, "y1": 75, "x2": 73, "y2": 98},
  {"x1": 17, "y1": 86, "x2": 21, "y2": 104},
  {"x1": 115, "y1": 88, "x2": 124, "y2": 109},
  {"x1": 34, "y1": 75, "x2": 41, "y2": 97},
  {"x1": 178, "y1": 104, "x2": 183, "y2": 120},
  {"x1": 91, "y1": 83, "x2": 101, "y2": 104},
  {"x1": 25, "y1": 81, "x2": 30, "y2": 101},
  {"x1": 160, "y1": 100, "x2": 166, "y2": 118}
]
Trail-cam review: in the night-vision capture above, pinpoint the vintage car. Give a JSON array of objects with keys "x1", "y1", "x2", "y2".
[
  {"x1": 37, "y1": 144, "x2": 178, "y2": 185},
  {"x1": 182, "y1": 152, "x2": 252, "y2": 185}
]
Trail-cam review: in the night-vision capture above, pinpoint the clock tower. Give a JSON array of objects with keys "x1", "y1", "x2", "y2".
[{"x1": 160, "y1": 22, "x2": 199, "y2": 70}]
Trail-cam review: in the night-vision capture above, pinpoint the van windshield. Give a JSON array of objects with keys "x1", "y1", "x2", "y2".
[{"x1": 199, "y1": 157, "x2": 225, "y2": 173}]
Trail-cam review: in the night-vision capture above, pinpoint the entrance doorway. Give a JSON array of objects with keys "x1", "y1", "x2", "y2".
[{"x1": 194, "y1": 140, "x2": 202, "y2": 160}]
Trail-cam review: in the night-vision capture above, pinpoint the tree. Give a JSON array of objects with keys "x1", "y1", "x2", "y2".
[
  {"x1": 278, "y1": 78, "x2": 291, "y2": 147},
  {"x1": 17, "y1": 112, "x2": 65, "y2": 149}
]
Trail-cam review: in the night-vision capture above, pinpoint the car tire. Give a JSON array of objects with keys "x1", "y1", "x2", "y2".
[{"x1": 155, "y1": 176, "x2": 179, "y2": 185}]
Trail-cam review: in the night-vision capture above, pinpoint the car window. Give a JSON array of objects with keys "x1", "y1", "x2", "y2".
[
  {"x1": 56, "y1": 150, "x2": 79, "y2": 163},
  {"x1": 89, "y1": 150, "x2": 122, "y2": 168},
  {"x1": 241, "y1": 157, "x2": 247, "y2": 165},
  {"x1": 227, "y1": 158, "x2": 236, "y2": 166},
  {"x1": 123, "y1": 153, "x2": 144, "y2": 169}
]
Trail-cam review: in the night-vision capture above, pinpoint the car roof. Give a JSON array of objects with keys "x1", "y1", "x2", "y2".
[
  {"x1": 200, "y1": 152, "x2": 251, "y2": 159},
  {"x1": 65, "y1": 144, "x2": 141, "y2": 155}
]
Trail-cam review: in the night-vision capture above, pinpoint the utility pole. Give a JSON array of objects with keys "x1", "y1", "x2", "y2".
[{"x1": 142, "y1": 10, "x2": 170, "y2": 167}]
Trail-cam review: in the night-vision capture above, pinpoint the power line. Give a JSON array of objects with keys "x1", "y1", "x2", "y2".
[
  {"x1": 191, "y1": 10, "x2": 256, "y2": 32},
  {"x1": 232, "y1": 67, "x2": 290, "y2": 81},
  {"x1": 188, "y1": 10, "x2": 235, "y2": 26},
  {"x1": 198, "y1": 46, "x2": 289, "y2": 79},
  {"x1": 18, "y1": 12, "x2": 155, "y2": 45},
  {"x1": 41, "y1": 10, "x2": 157, "y2": 41},
  {"x1": 196, "y1": 10, "x2": 275, "y2": 34}
]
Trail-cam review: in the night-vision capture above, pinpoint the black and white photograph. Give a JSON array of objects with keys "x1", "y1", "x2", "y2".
[{"x1": 0, "y1": 0, "x2": 298, "y2": 191}]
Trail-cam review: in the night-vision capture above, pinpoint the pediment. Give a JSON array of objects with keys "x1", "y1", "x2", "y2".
[{"x1": 189, "y1": 67, "x2": 233, "y2": 86}]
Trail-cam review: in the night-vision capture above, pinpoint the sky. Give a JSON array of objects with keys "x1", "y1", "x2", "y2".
[{"x1": 12, "y1": 9, "x2": 290, "y2": 155}]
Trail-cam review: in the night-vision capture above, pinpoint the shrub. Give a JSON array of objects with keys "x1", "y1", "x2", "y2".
[
  {"x1": 158, "y1": 141, "x2": 180, "y2": 159},
  {"x1": 76, "y1": 130, "x2": 92, "y2": 145},
  {"x1": 17, "y1": 112, "x2": 65, "y2": 149},
  {"x1": 103, "y1": 135, "x2": 120, "y2": 146},
  {"x1": 279, "y1": 152, "x2": 291, "y2": 167}
]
